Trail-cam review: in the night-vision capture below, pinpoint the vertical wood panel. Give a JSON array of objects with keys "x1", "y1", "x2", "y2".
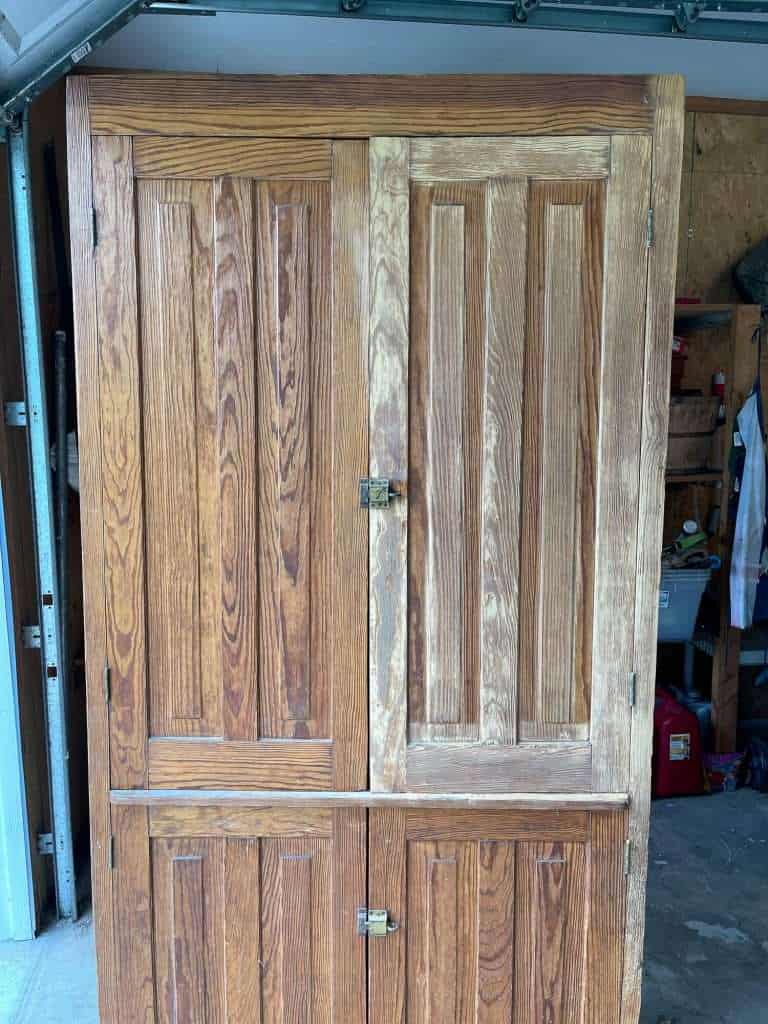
[
  {"x1": 139, "y1": 183, "x2": 201, "y2": 727},
  {"x1": 172, "y1": 856, "x2": 206, "y2": 1024},
  {"x1": 409, "y1": 181, "x2": 485, "y2": 738},
  {"x1": 215, "y1": 177, "x2": 259, "y2": 741},
  {"x1": 369, "y1": 138, "x2": 410, "y2": 791},
  {"x1": 539, "y1": 203, "x2": 584, "y2": 723},
  {"x1": 477, "y1": 841, "x2": 516, "y2": 1023},
  {"x1": 261, "y1": 837, "x2": 333, "y2": 1022},
  {"x1": 112, "y1": 805, "x2": 155, "y2": 1024},
  {"x1": 407, "y1": 840, "x2": 478, "y2": 1023},
  {"x1": 153, "y1": 837, "x2": 226, "y2": 1024},
  {"x1": 514, "y1": 841, "x2": 588, "y2": 1024},
  {"x1": 519, "y1": 181, "x2": 603, "y2": 735},
  {"x1": 92, "y1": 134, "x2": 147, "y2": 787},
  {"x1": 591, "y1": 135, "x2": 652, "y2": 792},
  {"x1": 225, "y1": 838, "x2": 263, "y2": 1023},
  {"x1": 257, "y1": 181, "x2": 332, "y2": 741},
  {"x1": 479, "y1": 180, "x2": 527, "y2": 745},
  {"x1": 330, "y1": 141, "x2": 369, "y2": 790},
  {"x1": 425, "y1": 204, "x2": 466, "y2": 724}
]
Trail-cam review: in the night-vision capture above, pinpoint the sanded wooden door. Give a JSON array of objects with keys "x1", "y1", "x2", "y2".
[
  {"x1": 369, "y1": 135, "x2": 653, "y2": 795},
  {"x1": 90, "y1": 137, "x2": 368, "y2": 791},
  {"x1": 109, "y1": 801, "x2": 365, "y2": 1022},
  {"x1": 369, "y1": 807, "x2": 627, "y2": 1023}
]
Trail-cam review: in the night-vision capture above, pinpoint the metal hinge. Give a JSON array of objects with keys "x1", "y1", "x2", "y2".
[
  {"x1": 359, "y1": 478, "x2": 399, "y2": 510},
  {"x1": 628, "y1": 671, "x2": 637, "y2": 707},
  {"x1": 624, "y1": 840, "x2": 632, "y2": 876},
  {"x1": 92, "y1": 206, "x2": 98, "y2": 248},
  {"x1": 37, "y1": 833, "x2": 54, "y2": 856},
  {"x1": 357, "y1": 908, "x2": 399, "y2": 937},
  {"x1": 103, "y1": 660, "x2": 111, "y2": 703},
  {"x1": 22, "y1": 624, "x2": 41, "y2": 649},
  {"x1": 4, "y1": 401, "x2": 27, "y2": 427},
  {"x1": 108, "y1": 835, "x2": 115, "y2": 871},
  {"x1": 646, "y1": 208, "x2": 655, "y2": 248}
]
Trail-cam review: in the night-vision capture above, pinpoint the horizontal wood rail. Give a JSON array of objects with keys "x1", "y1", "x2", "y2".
[{"x1": 111, "y1": 789, "x2": 630, "y2": 811}]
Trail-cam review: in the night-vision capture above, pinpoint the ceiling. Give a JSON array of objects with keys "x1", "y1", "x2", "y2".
[{"x1": 2, "y1": 1, "x2": 768, "y2": 104}]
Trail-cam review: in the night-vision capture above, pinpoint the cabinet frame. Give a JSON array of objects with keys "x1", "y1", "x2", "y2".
[{"x1": 68, "y1": 73, "x2": 684, "y2": 1024}]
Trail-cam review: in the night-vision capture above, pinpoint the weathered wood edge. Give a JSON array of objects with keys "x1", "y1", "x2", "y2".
[
  {"x1": 83, "y1": 73, "x2": 656, "y2": 138},
  {"x1": 110, "y1": 789, "x2": 630, "y2": 810},
  {"x1": 66, "y1": 76, "x2": 115, "y2": 1024},
  {"x1": 621, "y1": 72, "x2": 685, "y2": 1024}
]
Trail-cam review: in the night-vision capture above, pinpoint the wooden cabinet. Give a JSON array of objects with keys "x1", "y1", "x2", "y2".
[{"x1": 68, "y1": 74, "x2": 684, "y2": 1023}]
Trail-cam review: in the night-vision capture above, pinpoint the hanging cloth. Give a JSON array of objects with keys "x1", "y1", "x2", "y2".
[{"x1": 730, "y1": 381, "x2": 767, "y2": 628}]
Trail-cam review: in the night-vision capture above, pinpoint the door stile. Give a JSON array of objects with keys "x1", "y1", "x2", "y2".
[
  {"x1": 589, "y1": 135, "x2": 653, "y2": 793},
  {"x1": 369, "y1": 138, "x2": 410, "y2": 793}
]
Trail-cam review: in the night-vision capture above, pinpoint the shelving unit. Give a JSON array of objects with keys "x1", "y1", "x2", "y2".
[{"x1": 665, "y1": 302, "x2": 762, "y2": 751}]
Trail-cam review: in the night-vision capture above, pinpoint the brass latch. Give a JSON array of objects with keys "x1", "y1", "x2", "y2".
[
  {"x1": 359, "y1": 478, "x2": 399, "y2": 510},
  {"x1": 357, "y1": 908, "x2": 399, "y2": 937}
]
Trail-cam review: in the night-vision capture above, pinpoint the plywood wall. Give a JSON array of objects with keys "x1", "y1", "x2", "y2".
[{"x1": 678, "y1": 105, "x2": 768, "y2": 302}]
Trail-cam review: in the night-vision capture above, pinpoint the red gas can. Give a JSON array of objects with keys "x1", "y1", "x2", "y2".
[{"x1": 652, "y1": 689, "x2": 704, "y2": 797}]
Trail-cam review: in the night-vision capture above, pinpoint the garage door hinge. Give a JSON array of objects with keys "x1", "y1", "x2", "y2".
[
  {"x1": 646, "y1": 208, "x2": 655, "y2": 248},
  {"x1": 92, "y1": 206, "x2": 98, "y2": 249},
  {"x1": 628, "y1": 671, "x2": 637, "y2": 707},
  {"x1": 624, "y1": 840, "x2": 632, "y2": 876},
  {"x1": 103, "y1": 660, "x2": 111, "y2": 704},
  {"x1": 4, "y1": 401, "x2": 27, "y2": 427}
]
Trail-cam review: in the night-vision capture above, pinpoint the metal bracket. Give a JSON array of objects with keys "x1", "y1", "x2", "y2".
[
  {"x1": 513, "y1": 0, "x2": 539, "y2": 22},
  {"x1": 674, "y1": 2, "x2": 703, "y2": 32},
  {"x1": 628, "y1": 671, "x2": 637, "y2": 707},
  {"x1": 4, "y1": 401, "x2": 27, "y2": 427},
  {"x1": 357, "y1": 908, "x2": 399, "y2": 937},
  {"x1": 360, "y1": 478, "x2": 400, "y2": 510},
  {"x1": 22, "y1": 624, "x2": 41, "y2": 649},
  {"x1": 341, "y1": 0, "x2": 366, "y2": 11},
  {"x1": 37, "y1": 833, "x2": 54, "y2": 856}
]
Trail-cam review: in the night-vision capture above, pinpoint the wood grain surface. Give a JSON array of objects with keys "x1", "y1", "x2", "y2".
[
  {"x1": 369, "y1": 138, "x2": 410, "y2": 792},
  {"x1": 134, "y1": 137, "x2": 332, "y2": 179},
  {"x1": 411, "y1": 135, "x2": 611, "y2": 180},
  {"x1": 92, "y1": 134, "x2": 148, "y2": 789},
  {"x1": 622, "y1": 75, "x2": 685, "y2": 1024},
  {"x1": 87, "y1": 74, "x2": 656, "y2": 137}
]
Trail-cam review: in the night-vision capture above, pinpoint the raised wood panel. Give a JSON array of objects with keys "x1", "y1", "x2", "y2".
[
  {"x1": 409, "y1": 180, "x2": 486, "y2": 739},
  {"x1": 134, "y1": 137, "x2": 332, "y2": 178},
  {"x1": 215, "y1": 175, "x2": 259, "y2": 743},
  {"x1": 256, "y1": 180, "x2": 332, "y2": 739},
  {"x1": 148, "y1": 739, "x2": 333, "y2": 790},
  {"x1": 519, "y1": 180, "x2": 604, "y2": 735},
  {"x1": 369, "y1": 808, "x2": 628, "y2": 1024},
  {"x1": 87, "y1": 75, "x2": 656, "y2": 137},
  {"x1": 113, "y1": 804, "x2": 365, "y2": 1023}
]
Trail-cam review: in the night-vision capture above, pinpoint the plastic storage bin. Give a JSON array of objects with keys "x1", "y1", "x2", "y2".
[{"x1": 658, "y1": 568, "x2": 712, "y2": 642}]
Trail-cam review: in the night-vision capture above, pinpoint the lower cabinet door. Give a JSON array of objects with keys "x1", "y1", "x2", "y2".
[
  {"x1": 110, "y1": 803, "x2": 366, "y2": 1023},
  {"x1": 368, "y1": 807, "x2": 627, "y2": 1024}
]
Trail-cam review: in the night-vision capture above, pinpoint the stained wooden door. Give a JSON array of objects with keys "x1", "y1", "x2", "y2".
[
  {"x1": 110, "y1": 800, "x2": 365, "y2": 1023},
  {"x1": 369, "y1": 807, "x2": 627, "y2": 1023},
  {"x1": 369, "y1": 135, "x2": 653, "y2": 795},
  {"x1": 90, "y1": 137, "x2": 368, "y2": 791}
]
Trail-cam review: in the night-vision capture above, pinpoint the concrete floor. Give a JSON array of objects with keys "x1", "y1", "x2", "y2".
[{"x1": 0, "y1": 791, "x2": 764, "y2": 1023}]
